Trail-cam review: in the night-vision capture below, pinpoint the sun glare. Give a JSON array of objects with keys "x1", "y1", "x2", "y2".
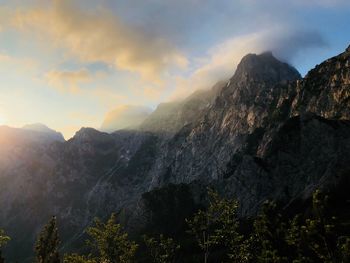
[{"x1": 0, "y1": 114, "x2": 6, "y2": 125}]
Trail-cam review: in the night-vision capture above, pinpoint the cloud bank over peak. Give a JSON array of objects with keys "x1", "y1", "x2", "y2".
[{"x1": 168, "y1": 27, "x2": 327, "y2": 100}]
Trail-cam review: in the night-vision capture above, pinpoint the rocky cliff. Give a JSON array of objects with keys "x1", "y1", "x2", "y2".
[{"x1": 1, "y1": 45, "x2": 350, "y2": 262}]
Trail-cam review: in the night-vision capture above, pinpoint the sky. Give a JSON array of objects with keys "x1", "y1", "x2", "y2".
[{"x1": 0, "y1": 0, "x2": 349, "y2": 138}]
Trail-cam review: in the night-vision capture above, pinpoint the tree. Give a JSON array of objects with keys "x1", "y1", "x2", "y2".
[
  {"x1": 186, "y1": 189, "x2": 243, "y2": 263},
  {"x1": 35, "y1": 216, "x2": 60, "y2": 263},
  {"x1": 86, "y1": 213, "x2": 138, "y2": 263},
  {"x1": 143, "y1": 234, "x2": 180, "y2": 263},
  {"x1": 303, "y1": 190, "x2": 336, "y2": 262},
  {"x1": 338, "y1": 237, "x2": 350, "y2": 263},
  {"x1": 0, "y1": 228, "x2": 10, "y2": 263},
  {"x1": 63, "y1": 253, "x2": 97, "y2": 263},
  {"x1": 295, "y1": 190, "x2": 350, "y2": 263},
  {"x1": 285, "y1": 189, "x2": 350, "y2": 263},
  {"x1": 285, "y1": 214, "x2": 313, "y2": 263},
  {"x1": 252, "y1": 201, "x2": 288, "y2": 263},
  {"x1": 0, "y1": 229, "x2": 10, "y2": 248}
]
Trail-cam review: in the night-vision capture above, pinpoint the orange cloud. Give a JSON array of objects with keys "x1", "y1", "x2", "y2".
[
  {"x1": 11, "y1": 0, "x2": 188, "y2": 83},
  {"x1": 46, "y1": 69, "x2": 92, "y2": 93},
  {"x1": 0, "y1": 52, "x2": 37, "y2": 72}
]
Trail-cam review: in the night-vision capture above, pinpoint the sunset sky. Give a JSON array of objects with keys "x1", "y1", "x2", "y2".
[{"x1": 0, "y1": 0, "x2": 349, "y2": 138}]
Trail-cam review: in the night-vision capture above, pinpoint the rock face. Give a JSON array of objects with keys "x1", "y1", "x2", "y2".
[
  {"x1": 1, "y1": 46, "x2": 350, "y2": 262},
  {"x1": 292, "y1": 47, "x2": 350, "y2": 119}
]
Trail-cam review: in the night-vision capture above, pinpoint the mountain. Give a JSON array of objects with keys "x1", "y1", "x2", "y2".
[
  {"x1": 22, "y1": 123, "x2": 65, "y2": 142},
  {"x1": 140, "y1": 81, "x2": 225, "y2": 134},
  {"x1": 100, "y1": 105, "x2": 152, "y2": 133},
  {"x1": 0, "y1": 124, "x2": 64, "y2": 148},
  {"x1": 1, "y1": 45, "x2": 350, "y2": 262}
]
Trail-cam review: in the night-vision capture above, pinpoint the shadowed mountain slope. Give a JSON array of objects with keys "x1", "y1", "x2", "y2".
[{"x1": 1, "y1": 46, "x2": 350, "y2": 262}]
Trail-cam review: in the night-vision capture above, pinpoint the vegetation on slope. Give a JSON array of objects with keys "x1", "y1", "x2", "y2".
[{"x1": 1, "y1": 187, "x2": 349, "y2": 263}]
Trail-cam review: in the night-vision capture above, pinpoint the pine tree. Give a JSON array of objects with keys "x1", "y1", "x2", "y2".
[
  {"x1": 35, "y1": 216, "x2": 60, "y2": 263},
  {"x1": 86, "y1": 213, "x2": 138, "y2": 263}
]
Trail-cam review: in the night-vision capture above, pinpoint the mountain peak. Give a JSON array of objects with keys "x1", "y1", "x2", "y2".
[
  {"x1": 22, "y1": 123, "x2": 65, "y2": 142},
  {"x1": 23, "y1": 123, "x2": 53, "y2": 132},
  {"x1": 233, "y1": 51, "x2": 301, "y2": 83},
  {"x1": 346, "y1": 44, "x2": 350, "y2": 53}
]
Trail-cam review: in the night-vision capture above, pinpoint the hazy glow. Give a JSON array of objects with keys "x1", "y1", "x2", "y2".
[
  {"x1": 0, "y1": 114, "x2": 6, "y2": 125},
  {"x1": 0, "y1": 0, "x2": 349, "y2": 138}
]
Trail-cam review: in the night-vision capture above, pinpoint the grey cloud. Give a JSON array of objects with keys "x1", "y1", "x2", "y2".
[{"x1": 264, "y1": 29, "x2": 328, "y2": 62}]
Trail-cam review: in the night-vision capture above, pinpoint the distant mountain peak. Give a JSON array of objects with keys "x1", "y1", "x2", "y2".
[
  {"x1": 23, "y1": 123, "x2": 53, "y2": 132},
  {"x1": 233, "y1": 51, "x2": 301, "y2": 83},
  {"x1": 22, "y1": 123, "x2": 65, "y2": 142},
  {"x1": 74, "y1": 127, "x2": 102, "y2": 138},
  {"x1": 72, "y1": 127, "x2": 113, "y2": 142}
]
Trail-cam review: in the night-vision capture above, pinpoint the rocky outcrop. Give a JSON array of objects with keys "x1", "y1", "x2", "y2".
[
  {"x1": 147, "y1": 51, "x2": 301, "y2": 186},
  {"x1": 292, "y1": 47, "x2": 350, "y2": 119},
  {"x1": 1, "y1": 45, "x2": 350, "y2": 262}
]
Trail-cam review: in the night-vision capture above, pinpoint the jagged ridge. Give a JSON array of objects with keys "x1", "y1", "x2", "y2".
[{"x1": 1, "y1": 47, "x2": 350, "y2": 262}]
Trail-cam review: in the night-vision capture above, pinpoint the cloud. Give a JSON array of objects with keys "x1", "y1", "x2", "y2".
[
  {"x1": 0, "y1": 52, "x2": 37, "y2": 71},
  {"x1": 11, "y1": 0, "x2": 188, "y2": 83},
  {"x1": 292, "y1": 0, "x2": 350, "y2": 7},
  {"x1": 46, "y1": 69, "x2": 93, "y2": 93},
  {"x1": 88, "y1": 88, "x2": 127, "y2": 109},
  {"x1": 100, "y1": 105, "x2": 152, "y2": 132},
  {"x1": 168, "y1": 26, "x2": 327, "y2": 100}
]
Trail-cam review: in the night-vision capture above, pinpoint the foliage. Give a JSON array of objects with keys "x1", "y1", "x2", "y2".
[
  {"x1": 0, "y1": 228, "x2": 10, "y2": 263},
  {"x1": 289, "y1": 190, "x2": 350, "y2": 263},
  {"x1": 0, "y1": 229, "x2": 10, "y2": 248},
  {"x1": 338, "y1": 237, "x2": 350, "y2": 262},
  {"x1": 35, "y1": 216, "x2": 60, "y2": 263},
  {"x1": 251, "y1": 201, "x2": 289, "y2": 263},
  {"x1": 63, "y1": 253, "x2": 97, "y2": 263},
  {"x1": 186, "y1": 189, "x2": 244, "y2": 263},
  {"x1": 4, "y1": 188, "x2": 350, "y2": 263},
  {"x1": 86, "y1": 213, "x2": 138, "y2": 263},
  {"x1": 143, "y1": 234, "x2": 180, "y2": 263}
]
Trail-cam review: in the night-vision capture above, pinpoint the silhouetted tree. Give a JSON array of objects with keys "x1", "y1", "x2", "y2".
[
  {"x1": 35, "y1": 216, "x2": 60, "y2": 263},
  {"x1": 63, "y1": 253, "x2": 97, "y2": 263},
  {"x1": 186, "y1": 189, "x2": 243, "y2": 263},
  {"x1": 252, "y1": 201, "x2": 289, "y2": 263},
  {"x1": 143, "y1": 234, "x2": 180, "y2": 263},
  {"x1": 0, "y1": 228, "x2": 10, "y2": 263},
  {"x1": 86, "y1": 213, "x2": 138, "y2": 263},
  {"x1": 285, "y1": 189, "x2": 350, "y2": 263}
]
